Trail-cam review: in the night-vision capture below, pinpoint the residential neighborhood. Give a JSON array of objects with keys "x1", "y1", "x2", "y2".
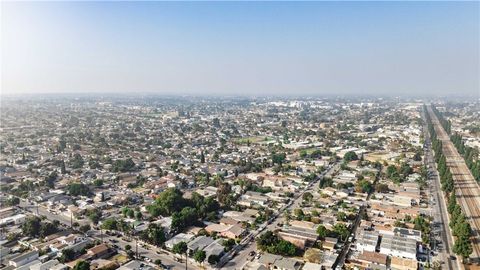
[{"x1": 2, "y1": 96, "x2": 477, "y2": 270}]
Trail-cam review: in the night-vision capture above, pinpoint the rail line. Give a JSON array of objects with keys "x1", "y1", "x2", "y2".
[{"x1": 427, "y1": 106, "x2": 480, "y2": 264}]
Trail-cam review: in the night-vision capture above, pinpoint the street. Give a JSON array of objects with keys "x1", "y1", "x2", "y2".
[
  {"x1": 424, "y1": 129, "x2": 458, "y2": 270},
  {"x1": 219, "y1": 162, "x2": 341, "y2": 270},
  {"x1": 17, "y1": 200, "x2": 195, "y2": 270}
]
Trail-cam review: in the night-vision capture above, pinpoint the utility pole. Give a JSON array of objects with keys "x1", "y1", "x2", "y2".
[{"x1": 135, "y1": 238, "x2": 138, "y2": 259}]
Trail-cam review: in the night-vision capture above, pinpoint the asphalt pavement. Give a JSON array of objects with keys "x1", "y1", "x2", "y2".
[{"x1": 219, "y1": 162, "x2": 340, "y2": 270}]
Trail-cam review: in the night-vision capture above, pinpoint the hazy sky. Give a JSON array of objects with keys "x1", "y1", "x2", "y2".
[{"x1": 1, "y1": 1, "x2": 479, "y2": 96}]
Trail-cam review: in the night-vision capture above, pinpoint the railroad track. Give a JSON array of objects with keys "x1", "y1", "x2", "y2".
[{"x1": 428, "y1": 106, "x2": 480, "y2": 263}]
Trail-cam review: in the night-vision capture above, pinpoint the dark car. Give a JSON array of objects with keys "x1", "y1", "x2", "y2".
[{"x1": 450, "y1": 255, "x2": 457, "y2": 260}]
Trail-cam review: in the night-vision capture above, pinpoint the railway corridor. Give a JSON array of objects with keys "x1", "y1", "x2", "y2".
[{"x1": 427, "y1": 106, "x2": 480, "y2": 264}]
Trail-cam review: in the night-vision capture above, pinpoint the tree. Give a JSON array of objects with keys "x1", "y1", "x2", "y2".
[
  {"x1": 60, "y1": 160, "x2": 66, "y2": 174},
  {"x1": 73, "y1": 260, "x2": 90, "y2": 270},
  {"x1": 22, "y1": 216, "x2": 41, "y2": 237},
  {"x1": 172, "y1": 241, "x2": 188, "y2": 255},
  {"x1": 343, "y1": 151, "x2": 358, "y2": 162},
  {"x1": 67, "y1": 182, "x2": 91, "y2": 197},
  {"x1": 399, "y1": 163, "x2": 413, "y2": 177},
  {"x1": 125, "y1": 244, "x2": 132, "y2": 251},
  {"x1": 86, "y1": 208, "x2": 102, "y2": 225},
  {"x1": 45, "y1": 171, "x2": 58, "y2": 188},
  {"x1": 386, "y1": 165, "x2": 398, "y2": 178},
  {"x1": 332, "y1": 223, "x2": 349, "y2": 241},
  {"x1": 122, "y1": 207, "x2": 135, "y2": 218},
  {"x1": 319, "y1": 177, "x2": 333, "y2": 188},
  {"x1": 141, "y1": 223, "x2": 166, "y2": 246},
  {"x1": 111, "y1": 158, "x2": 135, "y2": 172},
  {"x1": 147, "y1": 188, "x2": 187, "y2": 217},
  {"x1": 222, "y1": 239, "x2": 236, "y2": 251},
  {"x1": 271, "y1": 152, "x2": 286, "y2": 165},
  {"x1": 5, "y1": 197, "x2": 20, "y2": 206},
  {"x1": 217, "y1": 181, "x2": 233, "y2": 206},
  {"x1": 193, "y1": 249, "x2": 206, "y2": 264},
  {"x1": 39, "y1": 221, "x2": 58, "y2": 237},
  {"x1": 394, "y1": 220, "x2": 407, "y2": 228},
  {"x1": 256, "y1": 231, "x2": 278, "y2": 251},
  {"x1": 93, "y1": 179, "x2": 103, "y2": 187},
  {"x1": 336, "y1": 212, "x2": 347, "y2": 222},
  {"x1": 155, "y1": 259, "x2": 163, "y2": 266},
  {"x1": 375, "y1": 183, "x2": 389, "y2": 193},
  {"x1": 294, "y1": 209, "x2": 304, "y2": 220},
  {"x1": 453, "y1": 236, "x2": 473, "y2": 260},
  {"x1": 171, "y1": 207, "x2": 198, "y2": 233},
  {"x1": 101, "y1": 218, "x2": 118, "y2": 230},
  {"x1": 316, "y1": 225, "x2": 329, "y2": 239},
  {"x1": 70, "y1": 153, "x2": 84, "y2": 169},
  {"x1": 59, "y1": 248, "x2": 75, "y2": 263},
  {"x1": 79, "y1": 224, "x2": 91, "y2": 234},
  {"x1": 355, "y1": 180, "x2": 373, "y2": 193},
  {"x1": 208, "y1": 254, "x2": 220, "y2": 265},
  {"x1": 275, "y1": 240, "x2": 297, "y2": 256},
  {"x1": 302, "y1": 192, "x2": 313, "y2": 202}
]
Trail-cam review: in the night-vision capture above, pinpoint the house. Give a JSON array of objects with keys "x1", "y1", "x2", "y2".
[
  {"x1": 187, "y1": 236, "x2": 215, "y2": 254},
  {"x1": 302, "y1": 262, "x2": 323, "y2": 270},
  {"x1": 258, "y1": 253, "x2": 282, "y2": 268},
  {"x1": 242, "y1": 261, "x2": 268, "y2": 270},
  {"x1": 118, "y1": 260, "x2": 155, "y2": 270},
  {"x1": 221, "y1": 224, "x2": 245, "y2": 239},
  {"x1": 0, "y1": 213, "x2": 26, "y2": 226},
  {"x1": 203, "y1": 239, "x2": 224, "y2": 258},
  {"x1": 356, "y1": 230, "x2": 379, "y2": 252},
  {"x1": 205, "y1": 223, "x2": 231, "y2": 235},
  {"x1": 356, "y1": 251, "x2": 388, "y2": 270},
  {"x1": 205, "y1": 223, "x2": 246, "y2": 239},
  {"x1": 16, "y1": 259, "x2": 42, "y2": 270},
  {"x1": 49, "y1": 263, "x2": 69, "y2": 270},
  {"x1": 278, "y1": 221, "x2": 318, "y2": 249},
  {"x1": 380, "y1": 234, "x2": 417, "y2": 259},
  {"x1": 392, "y1": 195, "x2": 414, "y2": 207},
  {"x1": 30, "y1": 259, "x2": 60, "y2": 270},
  {"x1": 238, "y1": 191, "x2": 269, "y2": 207},
  {"x1": 87, "y1": 243, "x2": 110, "y2": 259},
  {"x1": 165, "y1": 233, "x2": 195, "y2": 250},
  {"x1": 393, "y1": 227, "x2": 422, "y2": 242},
  {"x1": 273, "y1": 258, "x2": 302, "y2": 270},
  {"x1": 60, "y1": 234, "x2": 87, "y2": 246},
  {"x1": 63, "y1": 238, "x2": 91, "y2": 254},
  {"x1": 153, "y1": 216, "x2": 173, "y2": 235},
  {"x1": 323, "y1": 237, "x2": 338, "y2": 251},
  {"x1": 390, "y1": 256, "x2": 418, "y2": 270},
  {"x1": 8, "y1": 250, "x2": 39, "y2": 268},
  {"x1": 222, "y1": 210, "x2": 256, "y2": 224}
]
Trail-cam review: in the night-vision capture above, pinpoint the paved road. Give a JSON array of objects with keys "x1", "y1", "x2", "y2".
[
  {"x1": 423, "y1": 115, "x2": 458, "y2": 270},
  {"x1": 219, "y1": 162, "x2": 340, "y2": 270},
  {"x1": 428, "y1": 105, "x2": 480, "y2": 264},
  {"x1": 332, "y1": 164, "x2": 380, "y2": 269},
  {"x1": 17, "y1": 200, "x2": 194, "y2": 270}
]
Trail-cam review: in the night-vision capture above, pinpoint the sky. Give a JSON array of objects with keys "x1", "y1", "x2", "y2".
[{"x1": 1, "y1": 1, "x2": 479, "y2": 97}]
